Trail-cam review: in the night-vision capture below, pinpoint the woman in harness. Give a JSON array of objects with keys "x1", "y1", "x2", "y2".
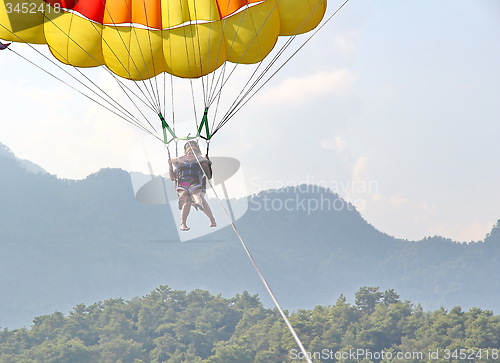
[{"x1": 168, "y1": 140, "x2": 216, "y2": 231}]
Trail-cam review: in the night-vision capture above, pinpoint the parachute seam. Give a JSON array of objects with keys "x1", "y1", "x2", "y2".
[
  {"x1": 93, "y1": 0, "x2": 162, "y2": 115},
  {"x1": 139, "y1": 0, "x2": 163, "y2": 112},
  {"x1": 204, "y1": 0, "x2": 232, "y2": 116},
  {"x1": 179, "y1": 0, "x2": 200, "y2": 130},
  {"x1": 99, "y1": 0, "x2": 162, "y2": 111},
  {"x1": 191, "y1": 0, "x2": 207, "y2": 107}
]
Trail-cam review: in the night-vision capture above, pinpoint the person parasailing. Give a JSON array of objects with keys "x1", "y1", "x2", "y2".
[{"x1": 168, "y1": 140, "x2": 216, "y2": 231}]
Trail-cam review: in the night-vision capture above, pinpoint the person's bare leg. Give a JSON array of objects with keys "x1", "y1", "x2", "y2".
[
  {"x1": 179, "y1": 192, "x2": 191, "y2": 231},
  {"x1": 201, "y1": 197, "x2": 216, "y2": 227},
  {"x1": 191, "y1": 189, "x2": 204, "y2": 210}
]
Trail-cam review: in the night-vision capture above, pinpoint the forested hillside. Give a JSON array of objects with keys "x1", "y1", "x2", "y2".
[
  {"x1": 0, "y1": 286, "x2": 499, "y2": 362},
  {"x1": 1, "y1": 142, "x2": 500, "y2": 329}
]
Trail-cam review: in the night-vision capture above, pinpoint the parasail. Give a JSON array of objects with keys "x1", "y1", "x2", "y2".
[
  {"x1": 1, "y1": 0, "x2": 326, "y2": 79},
  {"x1": 0, "y1": 2, "x2": 343, "y2": 361},
  {"x1": 1, "y1": 0, "x2": 328, "y2": 143}
]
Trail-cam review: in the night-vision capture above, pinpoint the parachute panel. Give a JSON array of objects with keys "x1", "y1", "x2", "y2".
[
  {"x1": 102, "y1": 0, "x2": 162, "y2": 29},
  {"x1": 186, "y1": 0, "x2": 221, "y2": 24},
  {"x1": 102, "y1": 26, "x2": 165, "y2": 80},
  {"x1": 0, "y1": 0, "x2": 46, "y2": 43},
  {"x1": 217, "y1": 0, "x2": 262, "y2": 19},
  {"x1": 163, "y1": 22, "x2": 226, "y2": 78},
  {"x1": 159, "y1": 0, "x2": 221, "y2": 29},
  {"x1": 223, "y1": 0, "x2": 280, "y2": 64},
  {"x1": 277, "y1": 0, "x2": 327, "y2": 36},
  {"x1": 46, "y1": 0, "x2": 105, "y2": 23},
  {"x1": 160, "y1": 0, "x2": 191, "y2": 28},
  {"x1": 1, "y1": 0, "x2": 328, "y2": 79},
  {"x1": 44, "y1": 12, "x2": 104, "y2": 67}
]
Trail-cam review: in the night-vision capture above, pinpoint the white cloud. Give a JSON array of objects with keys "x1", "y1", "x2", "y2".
[
  {"x1": 427, "y1": 221, "x2": 496, "y2": 243},
  {"x1": 333, "y1": 151, "x2": 440, "y2": 241},
  {"x1": 320, "y1": 136, "x2": 347, "y2": 152},
  {"x1": 254, "y1": 69, "x2": 356, "y2": 105},
  {"x1": 332, "y1": 32, "x2": 361, "y2": 56},
  {"x1": 352, "y1": 156, "x2": 369, "y2": 183},
  {"x1": 1, "y1": 71, "x2": 145, "y2": 179}
]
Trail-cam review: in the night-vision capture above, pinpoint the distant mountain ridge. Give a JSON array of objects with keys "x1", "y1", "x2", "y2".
[
  {"x1": 0, "y1": 143, "x2": 47, "y2": 175},
  {"x1": 0, "y1": 142, "x2": 499, "y2": 329}
]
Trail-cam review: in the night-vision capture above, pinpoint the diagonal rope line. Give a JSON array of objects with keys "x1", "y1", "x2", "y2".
[
  {"x1": 99, "y1": 0, "x2": 162, "y2": 114},
  {"x1": 0, "y1": 26, "x2": 148, "y2": 129},
  {"x1": 164, "y1": 3, "x2": 177, "y2": 136},
  {"x1": 214, "y1": 0, "x2": 328, "y2": 130},
  {"x1": 208, "y1": 64, "x2": 229, "y2": 133},
  {"x1": 0, "y1": 14, "x2": 154, "y2": 129},
  {"x1": 223, "y1": 0, "x2": 326, "y2": 107},
  {"x1": 214, "y1": 0, "x2": 350, "y2": 135},
  {"x1": 203, "y1": 0, "x2": 230, "y2": 105},
  {"x1": 205, "y1": 0, "x2": 318, "y2": 134},
  {"x1": 176, "y1": 0, "x2": 201, "y2": 129},
  {"x1": 49, "y1": 0, "x2": 160, "y2": 114},
  {"x1": 204, "y1": 0, "x2": 248, "y2": 110},
  {"x1": 190, "y1": 149, "x2": 313, "y2": 363},
  {"x1": 4, "y1": 44, "x2": 163, "y2": 140},
  {"x1": 190, "y1": 0, "x2": 208, "y2": 107},
  {"x1": 204, "y1": 3, "x2": 230, "y2": 113},
  {"x1": 128, "y1": 0, "x2": 162, "y2": 112},
  {"x1": 205, "y1": 0, "x2": 278, "y2": 110},
  {"x1": 206, "y1": 0, "x2": 311, "y2": 113},
  {"x1": 6, "y1": 0, "x2": 162, "y2": 133}
]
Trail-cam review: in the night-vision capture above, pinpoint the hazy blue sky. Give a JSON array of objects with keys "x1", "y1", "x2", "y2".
[{"x1": 1, "y1": 0, "x2": 499, "y2": 242}]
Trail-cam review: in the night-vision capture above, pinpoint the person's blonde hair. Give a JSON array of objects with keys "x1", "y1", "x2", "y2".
[{"x1": 184, "y1": 140, "x2": 200, "y2": 153}]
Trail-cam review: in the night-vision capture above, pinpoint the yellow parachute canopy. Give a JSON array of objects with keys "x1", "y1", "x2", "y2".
[{"x1": 0, "y1": 0, "x2": 327, "y2": 80}]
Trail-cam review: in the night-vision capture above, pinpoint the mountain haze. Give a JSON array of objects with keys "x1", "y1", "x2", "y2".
[{"x1": 0, "y1": 142, "x2": 499, "y2": 329}]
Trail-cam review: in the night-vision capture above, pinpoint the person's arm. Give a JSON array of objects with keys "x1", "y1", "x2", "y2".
[
  {"x1": 201, "y1": 157, "x2": 213, "y2": 180},
  {"x1": 168, "y1": 158, "x2": 176, "y2": 181}
]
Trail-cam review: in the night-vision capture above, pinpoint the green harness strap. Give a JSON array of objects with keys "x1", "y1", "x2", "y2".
[
  {"x1": 158, "y1": 113, "x2": 176, "y2": 144},
  {"x1": 159, "y1": 108, "x2": 212, "y2": 144},
  {"x1": 198, "y1": 108, "x2": 212, "y2": 140}
]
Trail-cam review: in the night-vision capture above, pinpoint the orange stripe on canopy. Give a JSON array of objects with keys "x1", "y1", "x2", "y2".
[
  {"x1": 217, "y1": 0, "x2": 263, "y2": 19},
  {"x1": 43, "y1": 0, "x2": 263, "y2": 28},
  {"x1": 102, "y1": 0, "x2": 162, "y2": 29},
  {"x1": 45, "y1": 0, "x2": 106, "y2": 23}
]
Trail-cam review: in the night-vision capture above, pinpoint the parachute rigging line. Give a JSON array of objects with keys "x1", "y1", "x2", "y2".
[
  {"x1": 178, "y1": 0, "x2": 324, "y2": 136},
  {"x1": 191, "y1": 150, "x2": 313, "y2": 363},
  {"x1": 0, "y1": 1, "x2": 164, "y2": 135},
  {"x1": 1, "y1": 21, "x2": 141, "y2": 119},
  {"x1": 4, "y1": 44, "x2": 146, "y2": 134},
  {"x1": 139, "y1": 0, "x2": 163, "y2": 111},
  {"x1": 161, "y1": 0, "x2": 281, "y2": 140},
  {"x1": 2, "y1": 0, "x2": 336, "y2": 145},
  {"x1": 213, "y1": 0, "x2": 351, "y2": 135},
  {"x1": 206, "y1": 0, "x2": 345, "y2": 138},
  {"x1": 54, "y1": 0, "x2": 162, "y2": 114},
  {"x1": 0, "y1": 26, "x2": 164, "y2": 139},
  {"x1": 98, "y1": 0, "x2": 163, "y2": 113},
  {"x1": 202, "y1": 0, "x2": 281, "y2": 112},
  {"x1": 46, "y1": 0, "x2": 166, "y2": 117}
]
